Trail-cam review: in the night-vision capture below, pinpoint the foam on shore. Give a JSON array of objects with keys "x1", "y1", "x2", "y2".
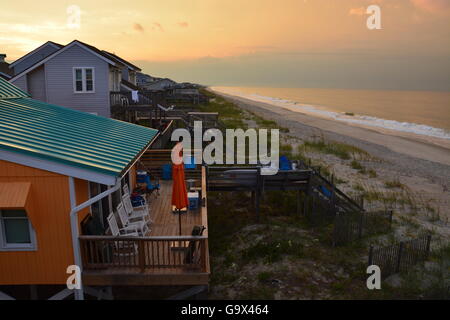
[{"x1": 213, "y1": 88, "x2": 450, "y2": 141}]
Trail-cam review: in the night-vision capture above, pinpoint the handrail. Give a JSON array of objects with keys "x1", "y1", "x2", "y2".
[
  {"x1": 79, "y1": 235, "x2": 208, "y2": 241},
  {"x1": 313, "y1": 171, "x2": 362, "y2": 210}
]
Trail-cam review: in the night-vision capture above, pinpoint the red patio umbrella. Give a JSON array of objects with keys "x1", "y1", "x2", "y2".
[{"x1": 172, "y1": 146, "x2": 188, "y2": 236}]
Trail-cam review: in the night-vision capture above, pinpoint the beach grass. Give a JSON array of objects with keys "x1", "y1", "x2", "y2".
[{"x1": 301, "y1": 137, "x2": 370, "y2": 161}]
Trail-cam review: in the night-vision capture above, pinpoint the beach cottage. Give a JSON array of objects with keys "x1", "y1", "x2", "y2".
[
  {"x1": 0, "y1": 78, "x2": 210, "y2": 300},
  {"x1": 0, "y1": 78, "x2": 159, "y2": 299}
]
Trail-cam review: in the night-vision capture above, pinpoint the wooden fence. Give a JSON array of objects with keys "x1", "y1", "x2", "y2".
[
  {"x1": 333, "y1": 210, "x2": 393, "y2": 246},
  {"x1": 368, "y1": 235, "x2": 432, "y2": 279}
]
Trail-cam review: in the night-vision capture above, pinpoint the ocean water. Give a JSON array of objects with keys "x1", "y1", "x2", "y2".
[{"x1": 212, "y1": 86, "x2": 450, "y2": 140}]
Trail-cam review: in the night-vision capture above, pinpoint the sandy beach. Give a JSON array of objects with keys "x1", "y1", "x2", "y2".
[{"x1": 210, "y1": 88, "x2": 450, "y2": 232}]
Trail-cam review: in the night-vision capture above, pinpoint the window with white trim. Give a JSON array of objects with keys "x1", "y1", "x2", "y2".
[
  {"x1": 73, "y1": 67, "x2": 95, "y2": 93},
  {"x1": 0, "y1": 209, "x2": 37, "y2": 251}
]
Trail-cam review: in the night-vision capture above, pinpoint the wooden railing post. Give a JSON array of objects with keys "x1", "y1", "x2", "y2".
[
  {"x1": 138, "y1": 239, "x2": 145, "y2": 272},
  {"x1": 200, "y1": 239, "x2": 207, "y2": 272}
]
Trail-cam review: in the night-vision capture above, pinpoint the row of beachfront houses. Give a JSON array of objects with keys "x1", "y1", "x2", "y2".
[
  {"x1": 0, "y1": 41, "x2": 199, "y2": 118},
  {"x1": 0, "y1": 42, "x2": 209, "y2": 300}
]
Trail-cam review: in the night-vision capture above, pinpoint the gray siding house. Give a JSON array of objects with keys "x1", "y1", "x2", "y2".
[{"x1": 9, "y1": 40, "x2": 133, "y2": 117}]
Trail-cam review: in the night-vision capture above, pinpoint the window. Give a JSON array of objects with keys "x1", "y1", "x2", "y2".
[
  {"x1": 0, "y1": 209, "x2": 37, "y2": 251},
  {"x1": 73, "y1": 67, "x2": 95, "y2": 93}
]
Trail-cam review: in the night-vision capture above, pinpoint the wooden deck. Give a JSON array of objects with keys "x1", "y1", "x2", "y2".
[
  {"x1": 149, "y1": 180, "x2": 202, "y2": 236},
  {"x1": 81, "y1": 167, "x2": 209, "y2": 287}
]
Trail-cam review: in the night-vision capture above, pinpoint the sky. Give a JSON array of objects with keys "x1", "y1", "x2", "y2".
[{"x1": 1, "y1": 0, "x2": 449, "y2": 90}]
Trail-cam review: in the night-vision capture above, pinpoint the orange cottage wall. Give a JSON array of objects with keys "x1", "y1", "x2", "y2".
[{"x1": 0, "y1": 160, "x2": 90, "y2": 285}]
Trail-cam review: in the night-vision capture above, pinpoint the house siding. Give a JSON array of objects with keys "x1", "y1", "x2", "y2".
[
  {"x1": 11, "y1": 75, "x2": 28, "y2": 93},
  {"x1": 0, "y1": 160, "x2": 90, "y2": 285},
  {"x1": 12, "y1": 44, "x2": 60, "y2": 75},
  {"x1": 27, "y1": 65, "x2": 47, "y2": 102},
  {"x1": 45, "y1": 44, "x2": 111, "y2": 117}
]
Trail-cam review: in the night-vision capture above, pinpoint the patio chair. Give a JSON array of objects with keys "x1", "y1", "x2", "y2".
[
  {"x1": 117, "y1": 203, "x2": 149, "y2": 236},
  {"x1": 144, "y1": 174, "x2": 160, "y2": 196},
  {"x1": 123, "y1": 184, "x2": 148, "y2": 207},
  {"x1": 106, "y1": 213, "x2": 139, "y2": 260},
  {"x1": 122, "y1": 193, "x2": 152, "y2": 224},
  {"x1": 107, "y1": 212, "x2": 138, "y2": 236}
]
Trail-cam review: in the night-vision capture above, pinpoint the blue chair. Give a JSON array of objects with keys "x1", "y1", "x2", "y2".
[
  {"x1": 144, "y1": 175, "x2": 160, "y2": 193},
  {"x1": 279, "y1": 155, "x2": 292, "y2": 171},
  {"x1": 319, "y1": 185, "x2": 332, "y2": 198}
]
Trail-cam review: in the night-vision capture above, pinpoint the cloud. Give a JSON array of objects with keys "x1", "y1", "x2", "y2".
[
  {"x1": 349, "y1": 7, "x2": 366, "y2": 16},
  {"x1": 133, "y1": 23, "x2": 144, "y2": 32},
  {"x1": 152, "y1": 22, "x2": 164, "y2": 32},
  {"x1": 177, "y1": 22, "x2": 189, "y2": 28},
  {"x1": 410, "y1": 0, "x2": 450, "y2": 14}
]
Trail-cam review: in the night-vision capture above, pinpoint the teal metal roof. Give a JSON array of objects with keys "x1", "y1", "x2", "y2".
[
  {"x1": 0, "y1": 80, "x2": 158, "y2": 178},
  {"x1": 0, "y1": 77, "x2": 30, "y2": 99}
]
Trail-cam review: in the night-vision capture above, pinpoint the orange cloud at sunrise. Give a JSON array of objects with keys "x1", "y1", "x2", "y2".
[{"x1": 1, "y1": 0, "x2": 449, "y2": 89}]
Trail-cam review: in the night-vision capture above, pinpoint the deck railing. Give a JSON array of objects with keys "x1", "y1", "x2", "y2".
[
  {"x1": 110, "y1": 91, "x2": 153, "y2": 107},
  {"x1": 79, "y1": 236, "x2": 208, "y2": 272}
]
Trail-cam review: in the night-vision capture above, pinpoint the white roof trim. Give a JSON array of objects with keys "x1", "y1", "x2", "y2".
[
  {"x1": 9, "y1": 41, "x2": 61, "y2": 68},
  {"x1": 102, "y1": 51, "x2": 140, "y2": 71},
  {"x1": 0, "y1": 149, "x2": 117, "y2": 186},
  {"x1": 10, "y1": 41, "x2": 117, "y2": 82}
]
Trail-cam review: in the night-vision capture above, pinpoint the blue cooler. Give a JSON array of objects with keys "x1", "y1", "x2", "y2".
[
  {"x1": 162, "y1": 164, "x2": 172, "y2": 180},
  {"x1": 188, "y1": 192, "x2": 199, "y2": 210},
  {"x1": 184, "y1": 155, "x2": 196, "y2": 170}
]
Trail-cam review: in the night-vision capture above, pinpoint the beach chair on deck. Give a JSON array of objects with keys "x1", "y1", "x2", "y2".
[
  {"x1": 279, "y1": 155, "x2": 293, "y2": 171},
  {"x1": 103, "y1": 213, "x2": 140, "y2": 262},
  {"x1": 122, "y1": 193, "x2": 152, "y2": 224},
  {"x1": 107, "y1": 212, "x2": 138, "y2": 235},
  {"x1": 123, "y1": 184, "x2": 148, "y2": 207},
  {"x1": 117, "y1": 203, "x2": 149, "y2": 236}
]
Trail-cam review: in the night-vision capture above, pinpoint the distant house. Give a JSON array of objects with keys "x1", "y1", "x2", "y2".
[
  {"x1": 0, "y1": 54, "x2": 13, "y2": 80},
  {"x1": 142, "y1": 78, "x2": 177, "y2": 91},
  {"x1": 136, "y1": 72, "x2": 157, "y2": 87},
  {"x1": 8, "y1": 40, "x2": 142, "y2": 117}
]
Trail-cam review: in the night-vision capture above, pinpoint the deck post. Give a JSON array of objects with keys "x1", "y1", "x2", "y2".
[
  {"x1": 200, "y1": 239, "x2": 207, "y2": 272},
  {"x1": 138, "y1": 239, "x2": 146, "y2": 272}
]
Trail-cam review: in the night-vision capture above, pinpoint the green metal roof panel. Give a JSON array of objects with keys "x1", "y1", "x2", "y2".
[
  {"x1": 0, "y1": 77, "x2": 30, "y2": 99},
  {"x1": 0, "y1": 97, "x2": 158, "y2": 177}
]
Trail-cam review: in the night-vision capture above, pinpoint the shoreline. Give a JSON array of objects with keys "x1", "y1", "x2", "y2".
[
  {"x1": 210, "y1": 89, "x2": 450, "y2": 169},
  {"x1": 209, "y1": 87, "x2": 450, "y2": 227}
]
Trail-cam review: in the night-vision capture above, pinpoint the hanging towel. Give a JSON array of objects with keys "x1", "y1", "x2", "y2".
[{"x1": 131, "y1": 90, "x2": 139, "y2": 102}]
